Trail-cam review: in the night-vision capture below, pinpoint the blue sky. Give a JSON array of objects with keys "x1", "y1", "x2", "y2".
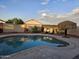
[{"x1": 0, "y1": 0, "x2": 79, "y2": 21}]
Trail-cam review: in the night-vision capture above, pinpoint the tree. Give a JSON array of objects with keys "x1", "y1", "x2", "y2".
[
  {"x1": 58, "y1": 21, "x2": 77, "y2": 37},
  {"x1": 6, "y1": 19, "x2": 13, "y2": 24},
  {"x1": 0, "y1": 19, "x2": 4, "y2": 21},
  {"x1": 30, "y1": 26, "x2": 41, "y2": 33},
  {"x1": 6, "y1": 18, "x2": 24, "y2": 24},
  {"x1": 0, "y1": 19, "x2": 5, "y2": 23}
]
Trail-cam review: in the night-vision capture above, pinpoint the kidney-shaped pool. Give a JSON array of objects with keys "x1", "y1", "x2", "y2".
[{"x1": 0, "y1": 35, "x2": 69, "y2": 56}]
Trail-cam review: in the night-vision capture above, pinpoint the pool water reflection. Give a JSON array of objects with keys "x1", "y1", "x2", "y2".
[{"x1": 0, "y1": 35, "x2": 69, "y2": 56}]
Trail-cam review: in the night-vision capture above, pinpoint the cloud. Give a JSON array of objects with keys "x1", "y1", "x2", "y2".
[
  {"x1": 0, "y1": 5, "x2": 6, "y2": 9},
  {"x1": 41, "y1": 0, "x2": 50, "y2": 5},
  {"x1": 39, "y1": 8, "x2": 79, "y2": 18},
  {"x1": 38, "y1": 9, "x2": 49, "y2": 15},
  {"x1": 57, "y1": 15, "x2": 67, "y2": 18},
  {"x1": 38, "y1": 8, "x2": 79, "y2": 25},
  {"x1": 57, "y1": 8, "x2": 79, "y2": 25},
  {"x1": 57, "y1": 8, "x2": 79, "y2": 18},
  {"x1": 72, "y1": 8, "x2": 79, "y2": 14},
  {"x1": 41, "y1": 0, "x2": 68, "y2": 5},
  {"x1": 38, "y1": 9, "x2": 56, "y2": 18}
]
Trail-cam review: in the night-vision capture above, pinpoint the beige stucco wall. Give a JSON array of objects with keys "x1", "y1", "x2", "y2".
[
  {"x1": 3, "y1": 24, "x2": 24, "y2": 32},
  {"x1": 14, "y1": 25, "x2": 25, "y2": 32},
  {"x1": 2, "y1": 20, "x2": 61, "y2": 33},
  {"x1": 44, "y1": 27, "x2": 59, "y2": 33},
  {"x1": 25, "y1": 20, "x2": 42, "y2": 29},
  {"x1": 3, "y1": 24, "x2": 15, "y2": 32},
  {"x1": 68, "y1": 27, "x2": 79, "y2": 36},
  {"x1": 43, "y1": 25, "x2": 59, "y2": 34}
]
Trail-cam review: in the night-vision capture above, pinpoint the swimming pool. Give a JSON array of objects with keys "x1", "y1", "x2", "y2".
[{"x1": 0, "y1": 35, "x2": 69, "y2": 56}]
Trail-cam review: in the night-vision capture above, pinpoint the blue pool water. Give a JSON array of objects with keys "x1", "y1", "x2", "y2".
[{"x1": 0, "y1": 35, "x2": 69, "y2": 56}]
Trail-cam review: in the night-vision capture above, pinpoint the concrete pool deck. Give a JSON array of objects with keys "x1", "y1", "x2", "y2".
[{"x1": 0, "y1": 33, "x2": 79, "y2": 59}]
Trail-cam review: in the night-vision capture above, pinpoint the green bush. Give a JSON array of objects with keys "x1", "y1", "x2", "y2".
[
  {"x1": 30, "y1": 26, "x2": 41, "y2": 33},
  {"x1": 59, "y1": 30, "x2": 65, "y2": 34}
]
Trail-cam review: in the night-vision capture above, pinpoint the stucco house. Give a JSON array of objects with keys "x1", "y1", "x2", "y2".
[
  {"x1": 0, "y1": 19, "x2": 77, "y2": 34},
  {"x1": 24, "y1": 19, "x2": 42, "y2": 32},
  {"x1": 24, "y1": 19, "x2": 59, "y2": 34},
  {"x1": 24, "y1": 19, "x2": 77, "y2": 34},
  {"x1": 43, "y1": 25, "x2": 59, "y2": 34},
  {"x1": 25, "y1": 19, "x2": 42, "y2": 29},
  {"x1": 58, "y1": 21, "x2": 77, "y2": 35},
  {"x1": 58, "y1": 21, "x2": 77, "y2": 30}
]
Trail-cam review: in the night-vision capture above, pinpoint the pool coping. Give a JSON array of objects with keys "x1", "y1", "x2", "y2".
[{"x1": 0, "y1": 33, "x2": 79, "y2": 59}]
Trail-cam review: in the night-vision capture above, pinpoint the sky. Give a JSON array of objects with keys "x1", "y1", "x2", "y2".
[{"x1": 0, "y1": 0, "x2": 79, "y2": 25}]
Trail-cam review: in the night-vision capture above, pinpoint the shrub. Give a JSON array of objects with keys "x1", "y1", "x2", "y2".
[{"x1": 30, "y1": 26, "x2": 41, "y2": 33}]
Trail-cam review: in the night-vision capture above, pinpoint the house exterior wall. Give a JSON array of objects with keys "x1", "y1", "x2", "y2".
[
  {"x1": 1, "y1": 20, "x2": 77, "y2": 34},
  {"x1": 68, "y1": 27, "x2": 79, "y2": 36},
  {"x1": 58, "y1": 21, "x2": 77, "y2": 29},
  {"x1": 24, "y1": 20, "x2": 60, "y2": 33},
  {"x1": 25, "y1": 20, "x2": 42, "y2": 29},
  {"x1": 14, "y1": 25, "x2": 25, "y2": 32},
  {"x1": 24, "y1": 20, "x2": 42, "y2": 32},
  {"x1": 3, "y1": 24, "x2": 15, "y2": 32},
  {"x1": 43, "y1": 25, "x2": 59, "y2": 34},
  {"x1": 3, "y1": 24, "x2": 25, "y2": 32}
]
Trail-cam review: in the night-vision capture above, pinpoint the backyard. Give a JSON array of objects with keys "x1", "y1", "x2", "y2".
[{"x1": 0, "y1": 0, "x2": 79, "y2": 59}]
